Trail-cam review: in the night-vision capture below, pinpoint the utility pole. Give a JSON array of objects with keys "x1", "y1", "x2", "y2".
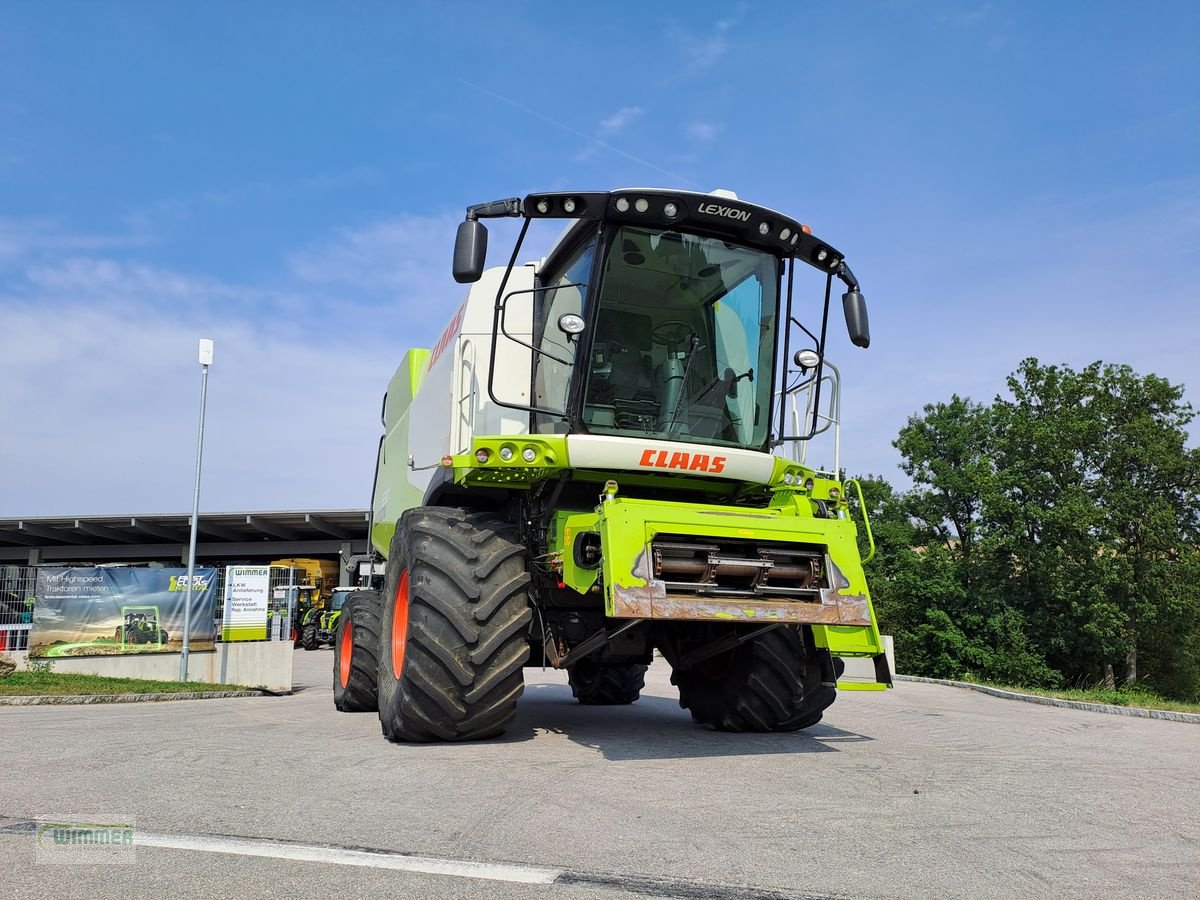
[{"x1": 180, "y1": 338, "x2": 213, "y2": 681}]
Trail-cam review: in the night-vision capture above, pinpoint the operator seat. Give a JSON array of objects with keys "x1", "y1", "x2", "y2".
[{"x1": 587, "y1": 308, "x2": 659, "y2": 429}]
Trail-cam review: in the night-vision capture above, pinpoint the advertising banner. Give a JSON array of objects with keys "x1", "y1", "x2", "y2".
[
  {"x1": 29, "y1": 567, "x2": 217, "y2": 658},
  {"x1": 221, "y1": 566, "x2": 270, "y2": 641}
]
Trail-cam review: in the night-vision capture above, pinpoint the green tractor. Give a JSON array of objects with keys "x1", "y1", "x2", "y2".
[
  {"x1": 115, "y1": 606, "x2": 169, "y2": 648},
  {"x1": 300, "y1": 588, "x2": 351, "y2": 650}
]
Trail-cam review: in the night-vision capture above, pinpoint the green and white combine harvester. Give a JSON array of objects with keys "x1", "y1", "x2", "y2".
[{"x1": 332, "y1": 188, "x2": 889, "y2": 742}]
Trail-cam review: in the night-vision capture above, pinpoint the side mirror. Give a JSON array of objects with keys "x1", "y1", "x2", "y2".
[
  {"x1": 842, "y1": 290, "x2": 870, "y2": 348},
  {"x1": 453, "y1": 219, "x2": 488, "y2": 284}
]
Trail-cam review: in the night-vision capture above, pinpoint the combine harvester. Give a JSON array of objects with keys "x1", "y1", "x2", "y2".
[{"x1": 333, "y1": 188, "x2": 889, "y2": 741}]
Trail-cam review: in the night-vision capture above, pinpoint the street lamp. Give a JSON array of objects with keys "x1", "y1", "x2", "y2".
[{"x1": 180, "y1": 338, "x2": 213, "y2": 681}]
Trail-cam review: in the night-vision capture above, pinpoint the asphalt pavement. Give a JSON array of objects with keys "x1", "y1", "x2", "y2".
[{"x1": 2, "y1": 649, "x2": 1197, "y2": 898}]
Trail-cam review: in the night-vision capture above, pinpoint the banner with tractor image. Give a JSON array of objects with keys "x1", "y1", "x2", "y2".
[{"x1": 28, "y1": 567, "x2": 217, "y2": 658}]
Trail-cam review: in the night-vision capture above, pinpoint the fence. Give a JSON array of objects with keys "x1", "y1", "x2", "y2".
[{"x1": 0, "y1": 565, "x2": 36, "y2": 652}]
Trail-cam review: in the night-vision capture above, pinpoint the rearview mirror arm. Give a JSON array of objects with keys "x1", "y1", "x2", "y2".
[
  {"x1": 835, "y1": 260, "x2": 860, "y2": 292},
  {"x1": 466, "y1": 197, "x2": 524, "y2": 220}
]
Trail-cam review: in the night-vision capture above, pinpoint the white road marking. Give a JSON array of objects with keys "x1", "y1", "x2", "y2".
[{"x1": 135, "y1": 831, "x2": 563, "y2": 885}]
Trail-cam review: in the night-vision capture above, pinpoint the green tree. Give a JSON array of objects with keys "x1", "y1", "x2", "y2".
[
  {"x1": 993, "y1": 360, "x2": 1200, "y2": 690},
  {"x1": 860, "y1": 359, "x2": 1200, "y2": 700}
]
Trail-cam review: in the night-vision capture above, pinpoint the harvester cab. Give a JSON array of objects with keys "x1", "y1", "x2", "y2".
[{"x1": 339, "y1": 188, "x2": 889, "y2": 741}]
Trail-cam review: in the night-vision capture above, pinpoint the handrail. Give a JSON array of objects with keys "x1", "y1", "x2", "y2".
[
  {"x1": 774, "y1": 357, "x2": 841, "y2": 475},
  {"x1": 844, "y1": 478, "x2": 875, "y2": 564}
]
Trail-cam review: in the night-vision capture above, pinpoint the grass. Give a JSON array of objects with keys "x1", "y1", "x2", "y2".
[
  {"x1": 958, "y1": 675, "x2": 1200, "y2": 714},
  {"x1": 0, "y1": 670, "x2": 254, "y2": 697}
]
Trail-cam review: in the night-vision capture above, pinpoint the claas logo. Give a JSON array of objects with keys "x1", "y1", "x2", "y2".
[
  {"x1": 169, "y1": 574, "x2": 211, "y2": 591},
  {"x1": 638, "y1": 448, "x2": 726, "y2": 474}
]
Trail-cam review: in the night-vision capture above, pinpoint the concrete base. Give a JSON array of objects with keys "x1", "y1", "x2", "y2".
[{"x1": 5, "y1": 641, "x2": 293, "y2": 692}]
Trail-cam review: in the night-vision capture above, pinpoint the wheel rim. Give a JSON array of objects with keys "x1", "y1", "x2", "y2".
[
  {"x1": 338, "y1": 620, "x2": 353, "y2": 688},
  {"x1": 391, "y1": 569, "x2": 410, "y2": 679}
]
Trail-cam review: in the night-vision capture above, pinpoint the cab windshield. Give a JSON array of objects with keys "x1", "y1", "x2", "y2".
[{"x1": 581, "y1": 226, "x2": 778, "y2": 449}]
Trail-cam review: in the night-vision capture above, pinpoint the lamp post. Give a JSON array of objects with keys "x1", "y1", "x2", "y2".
[{"x1": 180, "y1": 338, "x2": 213, "y2": 681}]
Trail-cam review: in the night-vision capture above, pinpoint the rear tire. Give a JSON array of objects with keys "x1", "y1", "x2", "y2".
[
  {"x1": 301, "y1": 623, "x2": 318, "y2": 651},
  {"x1": 377, "y1": 508, "x2": 532, "y2": 742},
  {"x1": 568, "y1": 661, "x2": 646, "y2": 705},
  {"x1": 670, "y1": 625, "x2": 811, "y2": 732},
  {"x1": 333, "y1": 591, "x2": 380, "y2": 712}
]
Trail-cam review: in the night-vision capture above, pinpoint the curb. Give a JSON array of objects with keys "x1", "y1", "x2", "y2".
[
  {"x1": 895, "y1": 674, "x2": 1200, "y2": 724},
  {"x1": 0, "y1": 690, "x2": 267, "y2": 706}
]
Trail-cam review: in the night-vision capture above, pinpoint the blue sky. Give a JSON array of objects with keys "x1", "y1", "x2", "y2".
[{"x1": 1, "y1": 1, "x2": 1197, "y2": 515}]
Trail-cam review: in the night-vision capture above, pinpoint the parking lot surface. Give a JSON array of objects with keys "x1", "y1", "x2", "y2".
[{"x1": 2, "y1": 649, "x2": 1197, "y2": 898}]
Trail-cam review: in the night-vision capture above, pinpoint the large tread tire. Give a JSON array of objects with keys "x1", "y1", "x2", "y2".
[
  {"x1": 671, "y1": 626, "x2": 812, "y2": 732},
  {"x1": 301, "y1": 622, "x2": 318, "y2": 651},
  {"x1": 377, "y1": 508, "x2": 532, "y2": 743},
  {"x1": 333, "y1": 590, "x2": 381, "y2": 712},
  {"x1": 568, "y1": 662, "x2": 647, "y2": 705},
  {"x1": 781, "y1": 653, "x2": 844, "y2": 730}
]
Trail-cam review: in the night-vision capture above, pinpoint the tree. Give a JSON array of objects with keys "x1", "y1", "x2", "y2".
[
  {"x1": 860, "y1": 359, "x2": 1200, "y2": 700},
  {"x1": 893, "y1": 396, "x2": 994, "y2": 559}
]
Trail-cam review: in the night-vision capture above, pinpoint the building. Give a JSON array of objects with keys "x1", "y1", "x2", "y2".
[{"x1": 0, "y1": 509, "x2": 369, "y2": 651}]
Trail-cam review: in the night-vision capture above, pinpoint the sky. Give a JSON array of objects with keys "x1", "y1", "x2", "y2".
[{"x1": 1, "y1": 1, "x2": 1197, "y2": 516}]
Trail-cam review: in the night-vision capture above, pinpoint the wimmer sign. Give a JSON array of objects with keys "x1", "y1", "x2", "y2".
[
  {"x1": 29, "y1": 567, "x2": 217, "y2": 658},
  {"x1": 221, "y1": 565, "x2": 270, "y2": 641}
]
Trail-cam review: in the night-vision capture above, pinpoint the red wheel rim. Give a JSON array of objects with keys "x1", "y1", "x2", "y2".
[
  {"x1": 391, "y1": 570, "x2": 410, "y2": 679},
  {"x1": 338, "y1": 619, "x2": 353, "y2": 688}
]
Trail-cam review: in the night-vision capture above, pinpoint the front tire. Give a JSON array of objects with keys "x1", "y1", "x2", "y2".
[
  {"x1": 301, "y1": 623, "x2": 318, "y2": 651},
  {"x1": 333, "y1": 591, "x2": 381, "y2": 712},
  {"x1": 781, "y1": 642, "x2": 844, "y2": 729},
  {"x1": 670, "y1": 625, "x2": 811, "y2": 732},
  {"x1": 376, "y1": 508, "x2": 532, "y2": 742},
  {"x1": 568, "y1": 661, "x2": 646, "y2": 705}
]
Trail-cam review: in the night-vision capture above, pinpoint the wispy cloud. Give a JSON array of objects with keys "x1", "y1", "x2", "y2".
[
  {"x1": 686, "y1": 121, "x2": 722, "y2": 142},
  {"x1": 664, "y1": 5, "x2": 747, "y2": 78},
  {"x1": 458, "y1": 78, "x2": 699, "y2": 187},
  {"x1": 599, "y1": 106, "x2": 644, "y2": 135},
  {"x1": 0, "y1": 213, "x2": 475, "y2": 516},
  {"x1": 0, "y1": 293, "x2": 390, "y2": 516},
  {"x1": 831, "y1": 178, "x2": 1200, "y2": 485},
  {"x1": 114, "y1": 168, "x2": 387, "y2": 235},
  {"x1": 0, "y1": 216, "x2": 154, "y2": 266},
  {"x1": 937, "y1": 3, "x2": 993, "y2": 27},
  {"x1": 288, "y1": 213, "x2": 458, "y2": 295}
]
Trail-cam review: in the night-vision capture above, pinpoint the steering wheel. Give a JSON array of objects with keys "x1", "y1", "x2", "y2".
[{"x1": 651, "y1": 320, "x2": 695, "y2": 347}]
